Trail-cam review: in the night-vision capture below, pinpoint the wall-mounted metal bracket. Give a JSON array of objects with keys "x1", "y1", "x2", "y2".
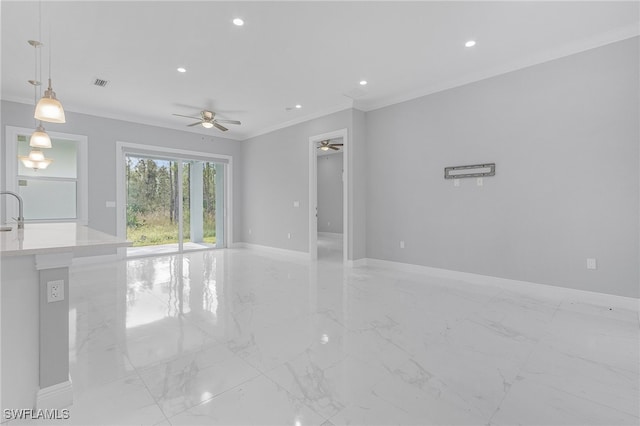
[{"x1": 444, "y1": 163, "x2": 495, "y2": 179}]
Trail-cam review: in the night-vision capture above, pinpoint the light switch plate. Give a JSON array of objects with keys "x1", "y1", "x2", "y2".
[{"x1": 587, "y1": 258, "x2": 597, "y2": 270}]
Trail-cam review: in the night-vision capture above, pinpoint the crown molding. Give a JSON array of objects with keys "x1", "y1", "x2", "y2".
[
  {"x1": 241, "y1": 102, "x2": 353, "y2": 141},
  {"x1": 358, "y1": 26, "x2": 640, "y2": 112}
]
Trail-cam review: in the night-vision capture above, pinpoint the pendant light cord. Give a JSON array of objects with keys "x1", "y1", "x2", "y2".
[{"x1": 39, "y1": 0, "x2": 43, "y2": 98}]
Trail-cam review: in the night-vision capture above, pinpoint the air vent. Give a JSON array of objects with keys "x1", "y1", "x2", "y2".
[{"x1": 93, "y1": 78, "x2": 109, "y2": 87}]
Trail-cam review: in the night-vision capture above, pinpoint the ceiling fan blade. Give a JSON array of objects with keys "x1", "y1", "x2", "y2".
[
  {"x1": 214, "y1": 122, "x2": 229, "y2": 132},
  {"x1": 329, "y1": 146, "x2": 339, "y2": 150},
  {"x1": 173, "y1": 113, "x2": 201, "y2": 119},
  {"x1": 330, "y1": 143, "x2": 344, "y2": 147},
  {"x1": 187, "y1": 121, "x2": 202, "y2": 127},
  {"x1": 215, "y1": 119, "x2": 241, "y2": 125}
]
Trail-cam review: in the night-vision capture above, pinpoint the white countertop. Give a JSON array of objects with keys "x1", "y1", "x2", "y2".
[{"x1": 0, "y1": 223, "x2": 130, "y2": 256}]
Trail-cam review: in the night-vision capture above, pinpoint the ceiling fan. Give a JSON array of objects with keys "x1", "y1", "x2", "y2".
[
  {"x1": 317, "y1": 140, "x2": 343, "y2": 151},
  {"x1": 172, "y1": 110, "x2": 240, "y2": 132}
]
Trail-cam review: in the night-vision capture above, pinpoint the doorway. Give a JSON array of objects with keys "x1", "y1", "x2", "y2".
[
  {"x1": 316, "y1": 139, "x2": 344, "y2": 261},
  {"x1": 116, "y1": 142, "x2": 232, "y2": 257},
  {"x1": 308, "y1": 129, "x2": 349, "y2": 263}
]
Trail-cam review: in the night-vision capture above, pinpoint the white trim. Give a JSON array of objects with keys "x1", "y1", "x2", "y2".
[
  {"x1": 71, "y1": 254, "x2": 118, "y2": 267},
  {"x1": 309, "y1": 128, "x2": 349, "y2": 264},
  {"x1": 115, "y1": 141, "x2": 234, "y2": 249},
  {"x1": 243, "y1": 104, "x2": 352, "y2": 140},
  {"x1": 177, "y1": 161, "x2": 184, "y2": 252},
  {"x1": 232, "y1": 242, "x2": 309, "y2": 260},
  {"x1": 225, "y1": 158, "x2": 233, "y2": 247},
  {"x1": 360, "y1": 258, "x2": 639, "y2": 309},
  {"x1": 36, "y1": 380, "x2": 73, "y2": 409},
  {"x1": 34, "y1": 253, "x2": 73, "y2": 270},
  {"x1": 4, "y1": 126, "x2": 89, "y2": 226},
  {"x1": 347, "y1": 258, "x2": 367, "y2": 268}
]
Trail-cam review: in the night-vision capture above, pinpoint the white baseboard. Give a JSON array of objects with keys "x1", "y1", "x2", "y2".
[
  {"x1": 347, "y1": 258, "x2": 367, "y2": 268},
  {"x1": 362, "y1": 258, "x2": 638, "y2": 310},
  {"x1": 36, "y1": 380, "x2": 73, "y2": 409},
  {"x1": 71, "y1": 254, "x2": 119, "y2": 267},
  {"x1": 232, "y1": 242, "x2": 309, "y2": 260}
]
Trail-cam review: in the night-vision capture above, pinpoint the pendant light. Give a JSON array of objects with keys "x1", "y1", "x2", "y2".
[
  {"x1": 34, "y1": 4, "x2": 65, "y2": 124},
  {"x1": 30, "y1": 124, "x2": 51, "y2": 148},
  {"x1": 21, "y1": 1, "x2": 53, "y2": 170},
  {"x1": 19, "y1": 149, "x2": 53, "y2": 171},
  {"x1": 35, "y1": 78, "x2": 65, "y2": 123},
  {"x1": 28, "y1": 36, "x2": 52, "y2": 148}
]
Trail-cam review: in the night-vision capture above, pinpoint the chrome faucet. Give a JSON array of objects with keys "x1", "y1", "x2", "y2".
[{"x1": 1, "y1": 191, "x2": 24, "y2": 229}]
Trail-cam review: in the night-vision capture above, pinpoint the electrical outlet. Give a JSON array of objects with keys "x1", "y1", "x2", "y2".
[
  {"x1": 287, "y1": 233, "x2": 291, "y2": 239},
  {"x1": 477, "y1": 177, "x2": 483, "y2": 186},
  {"x1": 454, "y1": 179, "x2": 460, "y2": 187},
  {"x1": 47, "y1": 280, "x2": 64, "y2": 303},
  {"x1": 327, "y1": 221, "x2": 331, "y2": 227},
  {"x1": 400, "y1": 240, "x2": 405, "y2": 249},
  {"x1": 587, "y1": 258, "x2": 597, "y2": 270},
  {"x1": 248, "y1": 228, "x2": 252, "y2": 235}
]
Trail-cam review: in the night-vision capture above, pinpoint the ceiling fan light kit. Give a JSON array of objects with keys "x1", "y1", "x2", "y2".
[
  {"x1": 173, "y1": 109, "x2": 241, "y2": 132},
  {"x1": 317, "y1": 140, "x2": 343, "y2": 151}
]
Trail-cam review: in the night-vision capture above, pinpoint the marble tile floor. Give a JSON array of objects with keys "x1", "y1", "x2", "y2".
[
  {"x1": 6, "y1": 237, "x2": 639, "y2": 425},
  {"x1": 127, "y1": 242, "x2": 217, "y2": 258}
]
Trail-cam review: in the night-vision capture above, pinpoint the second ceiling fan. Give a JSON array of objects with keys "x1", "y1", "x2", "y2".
[
  {"x1": 318, "y1": 140, "x2": 343, "y2": 151},
  {"x1": 173, "y1": 110, "x2": 240, "y2": 132}
]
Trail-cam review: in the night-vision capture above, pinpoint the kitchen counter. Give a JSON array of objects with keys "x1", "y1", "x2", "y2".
[
  {"x1": 1, "y1": 223, "x2": 129, "y2": 411},
  {"x1": 0, "y1": 222, "x2": 130, "y2": 256}
]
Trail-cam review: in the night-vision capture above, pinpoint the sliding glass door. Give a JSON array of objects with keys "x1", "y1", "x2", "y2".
[
  {"x1": 182, "y1": 160, "x2": 224, "y2": 252},
  {"x1": 125, "y1": 154, "x2": 225, "y2": 256}
]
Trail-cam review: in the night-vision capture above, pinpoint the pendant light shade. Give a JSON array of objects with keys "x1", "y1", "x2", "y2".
[
  {"x1": 29, "y1": 124, "x2": 52, "y2": 148},
  {"x1": 19, "y1": 149, "x2": 53, "y2": 170},
  {"x1": 34, "y1": 79, "x2": 65, "y2": 123}
]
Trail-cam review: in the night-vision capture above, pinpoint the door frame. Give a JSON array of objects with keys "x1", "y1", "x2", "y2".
[
  {"x1": 115, "y1": 141, "x2": 233, "y2": 254},
  {"x1": 308, "y1": 128, "x2": 349, "y2": 263}
]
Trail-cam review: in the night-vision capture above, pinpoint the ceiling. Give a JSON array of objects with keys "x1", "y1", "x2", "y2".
[{"x1": 2, "y1": 1, "x2": 638, "y2": 141}]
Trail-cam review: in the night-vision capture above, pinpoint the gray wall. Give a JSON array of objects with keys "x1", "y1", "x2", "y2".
[
  {"x1": 1, "y1": 101, "x2": 243, "y2": 240},
  {"x1": 240, "y1": 109, "x2": 354, "y2": 253},
  {"x1": 317, "y1": 152, "x2": 343, "y2": 233},
  {"x1": 365, "y1": 37, "x2": 639, "y2": 298},
  {"x1": 3, "y1": 38, "x2": 637, "y2": 298}
]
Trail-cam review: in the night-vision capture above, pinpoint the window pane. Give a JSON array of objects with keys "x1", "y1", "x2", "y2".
[
  {"x1": 18, "y1": 179, "x2": 77, "y2": 220},
  {"x1": 125, "y1": 156, "x2": 179, "y2": 247},
  {"x1": 18, "y1": 137, "x2": 77, "y2": 178}
]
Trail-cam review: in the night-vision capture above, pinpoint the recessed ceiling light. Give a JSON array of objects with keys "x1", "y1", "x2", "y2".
[
  {"x1": 295, "y1": 104, "x2": 302, "y2": 109},
  {"x1": 233, "y1": 18, "x2": 244, "y2": 26},
  {"x1": 359, "y1": 80, "x2": 368, "y2": 86},
  {"x1": 465, "y1": 40, "x2": 476, "y2": 48},
  {"x1": 177, "y1": 67, "x2": 186, "y2": 73}
]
